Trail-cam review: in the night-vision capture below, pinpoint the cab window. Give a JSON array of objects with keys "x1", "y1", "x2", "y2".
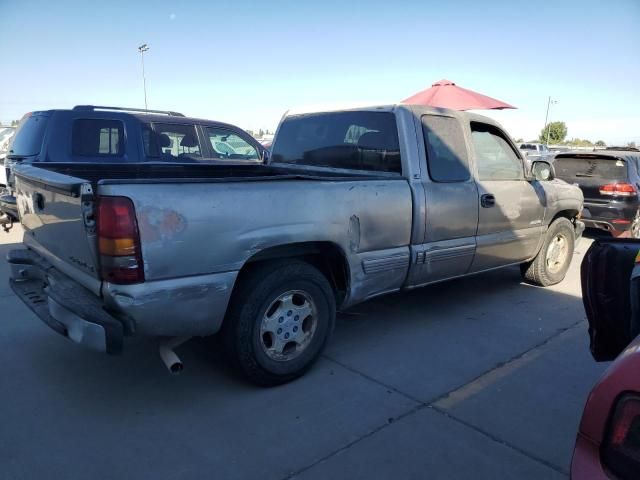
[
  {"x1": 471, "y1": 122, "x2": 523, "y2": 181},
  {"x1": 152, "y1": 123, "x2": 201, "y2": 160},
  {"x1": 205, "y1": 127, "x2": 260, "y2": 161}
]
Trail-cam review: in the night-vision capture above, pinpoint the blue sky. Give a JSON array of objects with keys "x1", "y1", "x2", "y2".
[{"x1": 1, "y1": 0, "x2": 638, "y2": 144}]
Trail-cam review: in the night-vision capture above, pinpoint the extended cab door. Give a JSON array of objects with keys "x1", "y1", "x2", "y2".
[
  {"x1": 469, "y1": 122, "x2": 545, "y2": 272},
  {"x1": 407, "y1": 114, "x2": 479, "y2": 286}
]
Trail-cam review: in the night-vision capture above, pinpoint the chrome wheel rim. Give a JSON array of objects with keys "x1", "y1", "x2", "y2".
[
  {"x1": 259, "y1": 290, "x2": 317, "y2": 361},
  {"x1": 632, "y1": 211, "x2": 640, "y2": 238},
  {"x1": 546, "y1": 233, "x2": 569, "y2": 274}
]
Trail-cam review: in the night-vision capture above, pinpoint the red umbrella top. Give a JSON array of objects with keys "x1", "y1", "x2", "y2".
[{"x1": 402, "y1": 79, "x2": 516, "y2": 111}]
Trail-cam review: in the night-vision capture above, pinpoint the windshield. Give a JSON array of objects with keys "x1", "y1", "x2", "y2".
[
  {"x1": 9, "y1": 114, "x2": 49, "y2": 156},
  {"x1": 555, "y1": 155, "x2": 629, "y2": 181},
  {"x1": 520, "y1": 144, "x2": 536, "y2": 150}
]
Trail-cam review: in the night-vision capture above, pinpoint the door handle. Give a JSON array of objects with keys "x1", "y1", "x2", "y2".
[{"x1": 481, "y1": 194, "x2": 495, "y2": 208}]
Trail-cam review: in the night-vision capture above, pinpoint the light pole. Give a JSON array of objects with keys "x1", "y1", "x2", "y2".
[
  {"x1": 544, "y1": 96, "x2": 558, "y2": 146},
  {"x1": 138, "y1": 44, "x2": 149, "y2": 110}
]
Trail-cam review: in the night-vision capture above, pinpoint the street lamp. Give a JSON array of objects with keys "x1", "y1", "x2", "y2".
[
  {"x1": 544, "y1": 96, "x2": 558, "y2": 146},
  {"x1": 138, "y1": 43, "x2": 150, "y2": 110}
]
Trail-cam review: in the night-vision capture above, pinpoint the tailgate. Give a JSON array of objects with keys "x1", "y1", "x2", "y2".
[
  {"x1": 554, "y1": 154, "x2": 629, "y2": 203},
  {"x1": 14, "y1": 164, "x2": 100, "y2": 293}
]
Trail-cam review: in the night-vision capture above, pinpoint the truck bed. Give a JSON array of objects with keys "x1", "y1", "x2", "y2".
[{"x1": 27, "y1": 162, "x2": 392, "y2": 186}]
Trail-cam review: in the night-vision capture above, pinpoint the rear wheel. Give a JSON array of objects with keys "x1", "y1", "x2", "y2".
[
  {"x1": 630, "y1": 210, "x2": 640, "y2": 239},
  {"x1": 222, "y1": 260, "x2": 335, "y2": 386},
  {"x1": 521, "y1": 217, "x2": 575, "y2": 286}
]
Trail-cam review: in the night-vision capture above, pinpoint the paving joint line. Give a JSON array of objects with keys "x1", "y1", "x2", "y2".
[
  {"x1": 429, "y1": 319, "x2": 585, "y2": 406},
  {"x1": 281, "y1": 403, "x2": 428, "y2": 480},
  {"x1": 286, "y1": 321, "x2": 585, "y2": 479},
  {"x1": 430, "y1": 405, "x2": 568, "y2": 477}
]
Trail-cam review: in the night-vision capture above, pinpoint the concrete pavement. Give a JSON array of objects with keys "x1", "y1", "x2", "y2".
[{"x1": 0, "y1": 227, "x2": 607, "y2": 479}]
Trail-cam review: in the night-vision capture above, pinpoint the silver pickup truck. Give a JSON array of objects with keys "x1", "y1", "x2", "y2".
[{"x1": 8, "y1": 105, "x2": 584, "y2": 385}]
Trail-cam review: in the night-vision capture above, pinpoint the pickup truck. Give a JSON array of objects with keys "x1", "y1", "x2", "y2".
[
  {"x1": 8, "y1": 104, "x2": 584, "y2": 385},
  {"x1": 519, "y1": 142, "x2": 554, "y2": 162}
]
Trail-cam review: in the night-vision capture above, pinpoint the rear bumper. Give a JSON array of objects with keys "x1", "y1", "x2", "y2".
[
  {"x1": 8, "y1": 249, "x2": 123, "y2": 354},
  {"x1": 582, "y1": 201, "x2": 638, "y2": 234}
]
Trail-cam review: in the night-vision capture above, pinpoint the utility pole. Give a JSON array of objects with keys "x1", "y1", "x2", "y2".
[
  {"x1": 544, "y1": 96, "x2": 558, "y2": 146},
  {"x1": 138, "y1": 44, "x2": 150, "y2": 110}
]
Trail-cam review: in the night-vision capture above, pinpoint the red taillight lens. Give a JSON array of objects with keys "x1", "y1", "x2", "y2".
[
  {"x1": 97, "y1": 196, "x2": 144, "y2": 284},
  {"x1": 600, "y1": 183, "x2": 637, "y2": 197},
  {"x1": 602, "y1": 394, "x2": 640, "y2": 479}
]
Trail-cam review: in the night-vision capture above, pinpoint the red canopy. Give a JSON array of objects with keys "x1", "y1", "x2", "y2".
[{"x1": 402, "y1": 79, "x2": 516, "y2": 110}]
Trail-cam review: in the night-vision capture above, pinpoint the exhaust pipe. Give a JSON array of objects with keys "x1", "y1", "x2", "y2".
[{"x1": 159, "y1": 336, "x2": 191, "y2": 374}]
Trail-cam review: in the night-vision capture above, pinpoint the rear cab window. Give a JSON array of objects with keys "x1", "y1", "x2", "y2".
[
  {"x1": 72, "y1": 119, "x2": 124, "y2": 158},
  {"x1": 10, "y1": 113, "x2": 50, "y2": 157},
  {"x1": 271, "y1": 111, "x2": 402, "y2": 174}
]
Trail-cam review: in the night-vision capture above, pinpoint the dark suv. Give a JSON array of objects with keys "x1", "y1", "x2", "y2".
[
  {"x1": 0, "y1": 105, "x2": 265, "y2": 230},
  {"x1": 554, "y1": 149, "x2": 640, "y2": 237}
]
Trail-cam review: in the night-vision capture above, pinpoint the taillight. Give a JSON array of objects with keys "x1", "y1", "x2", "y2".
[
  {"x1": 97, "y1": 196, "x2": 144, "y2": 284},
  {"x1": 600, "y1": 183, "x2": 637, "y2": 197},
  {"x1": 602, "y1": 393, "x2": 640, "y2": 479}
]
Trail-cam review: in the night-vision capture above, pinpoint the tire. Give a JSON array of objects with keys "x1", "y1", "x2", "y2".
[
  {"x1": 631, "y1": 210, "x2": 640, "y2": 239},
  {"x1": 521, "y1": 217, "x2": 575, "y2": 287},
  {"x1": 222, "y1": 260, "x2": 336, "y2": 386}
]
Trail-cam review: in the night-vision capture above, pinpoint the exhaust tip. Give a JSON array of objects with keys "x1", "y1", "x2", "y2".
[
  {"x1": 158, "y1": 336, "x2": 191, "y2": 375},
  {"x1": 169, "y1": 361, "x2": 184, "y2": 375}
]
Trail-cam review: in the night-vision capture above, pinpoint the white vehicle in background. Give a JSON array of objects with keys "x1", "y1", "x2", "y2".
[
  {"x1": 0, "y1": 126, "x2": 17, "y2": 188},
  {"x1": 519, "y1": 142, "x2": 554, "y2": 162}
]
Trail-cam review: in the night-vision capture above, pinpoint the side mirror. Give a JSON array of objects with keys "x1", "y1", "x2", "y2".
[
  {"x1": 531, "y1": 161, "x2": 554, "y2": 181},
  {"x1": 261, "y1": 149, "x2": 271, "y2": 163}
]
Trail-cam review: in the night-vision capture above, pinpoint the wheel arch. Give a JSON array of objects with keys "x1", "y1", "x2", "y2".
[
  {"x1": 234, "y1": 241, "x2": 351, "y2": 307},
  {"x1": 549, "y1": 208, "x2": 580, "y2": 225}
]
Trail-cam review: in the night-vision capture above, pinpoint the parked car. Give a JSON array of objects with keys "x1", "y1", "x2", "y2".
[
  {"x1": 7, "y1": 104, "x2": 584, "y2": 385},
  {"x1": 554, "y1": 150, "x2": 640, "y2": 238},
  {"x1": 0, "y1": 106, "x2": 266, "y2": 231},
  {"x1": 519, "y1": 142, "x2": 554, "y2": 161},
  {"x1": 572, "y1": 238, "x2": 640, "y2": 479}
]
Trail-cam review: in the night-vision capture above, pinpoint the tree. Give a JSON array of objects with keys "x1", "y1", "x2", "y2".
[
  {"x1": 628, "y1": 141, "x2": 637, "y2": 149},
  {"x1": 10, "y1": 119, "x2": 19, "y2": 126},
  {"x1": 595, "y1": 140, "x2": 606, "y2": 147},
  {"x1": 513, "y1": 137, "x2": 524, "y2": 143},
  {"x1": 538, "y1": 121, "x2": 567, "y2": 144}
]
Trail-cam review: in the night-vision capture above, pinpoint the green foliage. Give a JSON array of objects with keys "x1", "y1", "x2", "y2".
[
  {"x1": 10, "y1": 119, "x2": 19, "y2": 126},
  {"x1": 628, "y1": 141, "x2": 637, "y2": 149},
  {"x1": 538, "y1": 121, "x2": 567, "y2": 144},
  {"x1": 595, "y1": 140, "x2": 606, "y2": 147},
  {"x1": 565, "y1": 138, "x2": 594, "y2": 147}
]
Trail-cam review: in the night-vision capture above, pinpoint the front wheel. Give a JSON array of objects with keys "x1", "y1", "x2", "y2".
[
  {"x1": 521, "y1": 217, "x2": 575, "y2": 287},
  {"x1": 222, "y1": 260, "x2": 336, "y2": 386}
]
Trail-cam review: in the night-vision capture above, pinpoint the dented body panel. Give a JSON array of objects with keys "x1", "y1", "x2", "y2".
[{"x1": 9, "y1": 104, "x2": 584, "y2": 348}]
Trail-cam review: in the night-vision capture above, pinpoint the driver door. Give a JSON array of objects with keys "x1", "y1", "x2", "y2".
[{"x1": 470, "y1": 122, "x2": 545, "y2": 272}]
